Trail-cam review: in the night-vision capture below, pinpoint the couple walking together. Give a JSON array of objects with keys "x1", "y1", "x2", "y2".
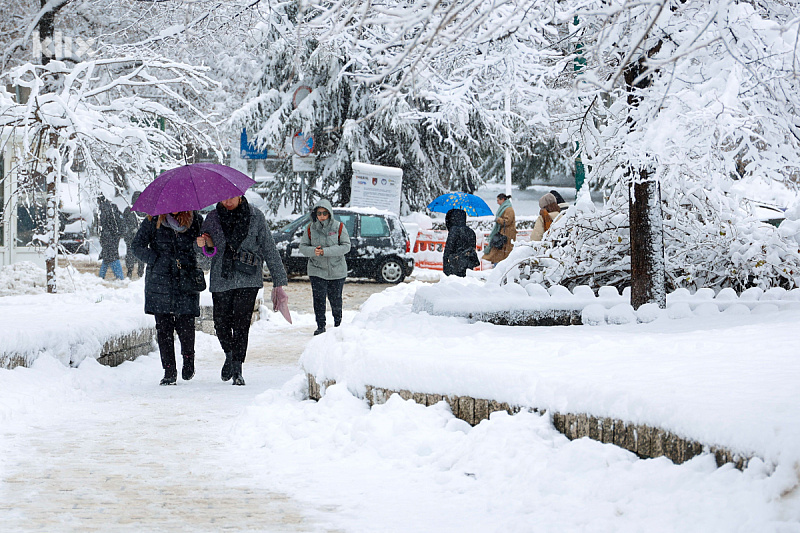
[{"x1": 131, "y1": 196, "x2": 350, "y2": 386}]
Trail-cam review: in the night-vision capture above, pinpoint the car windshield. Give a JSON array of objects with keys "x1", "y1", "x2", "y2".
[
  {"x1": 280, "y1": 213, "x2": 311, "y2": 233},
  {"x1": 281, "y1": 211, "x2": 355, "y2": 235}
]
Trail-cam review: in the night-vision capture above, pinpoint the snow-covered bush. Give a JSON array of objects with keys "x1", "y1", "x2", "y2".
[{"x1": 498, "y1": 184, "x2": 800, "y2": 293}]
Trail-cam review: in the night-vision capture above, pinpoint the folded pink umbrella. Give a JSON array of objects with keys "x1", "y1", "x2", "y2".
[{"x1": 271, "y1": 286, "x2": 291, "y2": 324}]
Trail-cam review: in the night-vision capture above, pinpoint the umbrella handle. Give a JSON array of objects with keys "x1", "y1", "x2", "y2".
[{"x1": 202, "y1": 246, "x2": 217, "y2": 258}]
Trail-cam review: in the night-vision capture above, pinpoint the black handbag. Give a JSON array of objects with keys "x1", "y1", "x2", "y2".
[
  {"x1": 233, "y1": 248, "x2": 260, "y2": 275},
  {"x1": 489, "y1": 232, "x2": 508, "y2": 250},
  {"x1": 178, "y1": 262, "x2": 206, "y2": 293}
]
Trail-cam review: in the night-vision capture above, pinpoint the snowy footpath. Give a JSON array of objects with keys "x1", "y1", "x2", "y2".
[
  {"x1": 0, "y1": 318, "x2": 327, "y2": 532},
  {"x1": 1, "y1": 265, "x2": 799, "y2": 531}
]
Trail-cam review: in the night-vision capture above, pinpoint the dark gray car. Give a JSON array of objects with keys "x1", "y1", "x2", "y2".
[{"x1": 271, "y1": 208, "x2": 414, "y2": 283}]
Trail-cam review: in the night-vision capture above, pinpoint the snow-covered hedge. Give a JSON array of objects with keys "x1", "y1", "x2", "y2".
[{"x1": 412, "y1": 277, "x2": 800, "y2": 326}]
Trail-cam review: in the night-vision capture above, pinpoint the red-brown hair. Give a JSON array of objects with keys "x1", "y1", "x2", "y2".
[{"x1": 152, "y1": 211, "x2": 193, "y2": 228}]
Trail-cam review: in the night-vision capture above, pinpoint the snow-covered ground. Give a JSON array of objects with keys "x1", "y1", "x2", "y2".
[{"x1": 1, "y1": 263, "x2": 799, "y2": 531}]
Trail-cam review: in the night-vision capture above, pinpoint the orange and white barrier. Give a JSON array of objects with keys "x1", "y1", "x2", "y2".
[
  {"x1": 414, "y1": 228, "x2": 534, "y2": 272},
  {"x1": 412, "y1": 229, "x2": 448, "y2": 270},
  {"x1": 413, "y1": 229, "x2": 487, "y2": 271}
]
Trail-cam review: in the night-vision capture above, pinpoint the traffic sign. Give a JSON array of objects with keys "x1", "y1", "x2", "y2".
[
  {"x1": 293, "y1": 86, "x2": 312, "y2": 108},
  {"x1": 240, "y1": 128, "x2": 270, "y2": 159},
  {"x1": 292, "y1": 154, "x2": 316, "y2": 172},
  {"x1": 292, "y1": 132, "x2": 315, "y2": 156}
]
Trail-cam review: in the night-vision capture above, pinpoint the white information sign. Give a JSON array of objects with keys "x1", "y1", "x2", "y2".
[
  {"x1": 349, "y1": 162, "x2": 403, "y2": 214},
  {"x1": 292, "y1": 154, "x2": 316, "y2": 172}
]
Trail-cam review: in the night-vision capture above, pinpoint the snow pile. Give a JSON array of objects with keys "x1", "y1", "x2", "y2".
[
  {"x1": 302, "y1": 281, "x2": 800, "y2": 466},
  {"x1": 3, "y1": 352, "x2": 797, "y2": 532},
  {"x1": 412, "y1": 276, "x2": 800, "y2": 324},
  {"x1": 0, "y1": 262, "x2": 154, "y2": 367},
  {"x1": 233, "y1": 380, "x2": 799, "y2": 532},
  {"x1": 0, "y1": 261, "x2": 116, "y2": 296}
]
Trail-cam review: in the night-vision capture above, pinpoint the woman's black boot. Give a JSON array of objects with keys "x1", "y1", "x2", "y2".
[
  {"x1": 231, "y1": 361, "x2": 245, "y2": 386},
  {"x1": 160, "y1": 367, "x2": 177, "y2": 386},
  {"x1": 181, "y1": 353, "x2": 195, "y2": 381},
  {"x1": 221, "y1": 352, "x2": 233, "y2": 381}
]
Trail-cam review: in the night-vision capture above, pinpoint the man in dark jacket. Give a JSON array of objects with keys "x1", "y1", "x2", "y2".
[
  {"x1": 443, "y1": 208, "x2": 478, "y2": 277},
  {"x1": 97, "y1": 196, "x2": 124, "y2": 280}
]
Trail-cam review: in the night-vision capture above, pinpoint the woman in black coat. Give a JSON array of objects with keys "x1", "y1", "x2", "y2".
[
  {"x1": 442, "y1": 208, "x2": 479, "y2": 277},
  {"x1": 132, "y1": 211, "x2": 204, "y2": 385}
]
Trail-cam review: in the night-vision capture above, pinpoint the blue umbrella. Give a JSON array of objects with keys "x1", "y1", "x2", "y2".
[{"x1": 427, "y1": 192, "x2": 493, "y2": 217}]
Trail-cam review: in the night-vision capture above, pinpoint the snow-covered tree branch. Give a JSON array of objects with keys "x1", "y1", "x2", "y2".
[{"x1": 0, "y1": 56, "x2": 219, "y2": 292}]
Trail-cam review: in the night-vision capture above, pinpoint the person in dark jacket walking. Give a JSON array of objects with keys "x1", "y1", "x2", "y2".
[
  {"x1": 122, "y1": 191, "x2": 145, "y2": 278},
  {"x1": 97, "y1": 196, "x2": 124, "y2": 280},
  {"x1": 132, "y1": 210, "x2": 204, "y2": 385},
  {"x1": 197, "y1": 195, "x2": 288, "y2": 386},
  {"x1": 299, "y1": 199, "x2": 352, "y2": 336},
  {"x1": 442, "y1": 208, "x2": 478, "y2": 277}
]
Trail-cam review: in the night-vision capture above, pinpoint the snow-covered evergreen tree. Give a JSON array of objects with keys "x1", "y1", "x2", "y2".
[{"x1": 232, "y1": 13, "x2": 505, "y2": 213}]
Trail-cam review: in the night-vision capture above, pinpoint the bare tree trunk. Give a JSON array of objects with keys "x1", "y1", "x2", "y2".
[
  {"x1": 624, "y1": 44, "x2": 666, "y2": 309},
  {"x1": 629, "y1": 171, "x2": 665, "y2": 308}
]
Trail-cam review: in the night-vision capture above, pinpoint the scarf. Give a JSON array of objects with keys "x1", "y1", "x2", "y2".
[
  {"x1": 485, "y1": 199, "x2": 512, "y2": 252},
  {"x1": 217, "y1": 196, "x2": 251, "y2": 279},
  {"x1": 164, "y1": 213, "x2": 189, "y2": 233}
]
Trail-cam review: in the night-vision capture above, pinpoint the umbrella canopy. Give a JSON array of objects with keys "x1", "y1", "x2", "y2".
[
  {"x1": 426, "y1": 192, "x2": 493, "y2": 217},
  {"x1": 132, "y1": 163, "x2": 256, "y2": 216}
]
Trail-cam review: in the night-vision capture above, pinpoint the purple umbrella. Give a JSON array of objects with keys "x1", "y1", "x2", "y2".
[{"x1": 132, "y1": 163, "x2": 256, "y2": 215}]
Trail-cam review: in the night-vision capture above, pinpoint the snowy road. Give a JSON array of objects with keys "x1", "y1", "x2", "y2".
[{"x1": 0, "y1": 315, "x2": 331, "y2": 532}]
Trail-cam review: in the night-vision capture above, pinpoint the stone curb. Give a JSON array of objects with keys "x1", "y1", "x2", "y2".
[{"x1": 307, "y1": 374, "x2": 751, "y2": 470}]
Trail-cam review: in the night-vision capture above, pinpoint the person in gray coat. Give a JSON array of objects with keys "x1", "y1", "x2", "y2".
[
  {"x1": 299, "y1": 199, "x2": 351, "y2": 335},
  {"x1": 197, "y1": 195, "x2": 288, "y2": 386}
]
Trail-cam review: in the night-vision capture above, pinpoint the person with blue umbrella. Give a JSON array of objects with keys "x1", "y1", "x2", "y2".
[
  {"x1": 482, "y1": 193, "x2": 517, "y2": 265},
  {"x1": 426, "y1": 192, "x2": 493, "y2": 217}
]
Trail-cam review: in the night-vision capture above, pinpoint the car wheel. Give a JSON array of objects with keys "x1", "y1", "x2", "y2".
[{"x1": 377, "y1": 258, "x2": 405, "y2": 284}]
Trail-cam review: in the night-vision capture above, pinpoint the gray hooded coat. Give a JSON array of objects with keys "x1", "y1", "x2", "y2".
[
  {"x1": 201, "y1": 202, "x2": 288, "y2": 291},
  {"x1": 299, "y1": 199, "x2": 351, "y2": 280}
]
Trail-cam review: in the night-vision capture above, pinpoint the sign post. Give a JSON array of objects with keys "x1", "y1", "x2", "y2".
[{"x1": 349, "y1": 162, "x2": 403, "y2": 214}]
